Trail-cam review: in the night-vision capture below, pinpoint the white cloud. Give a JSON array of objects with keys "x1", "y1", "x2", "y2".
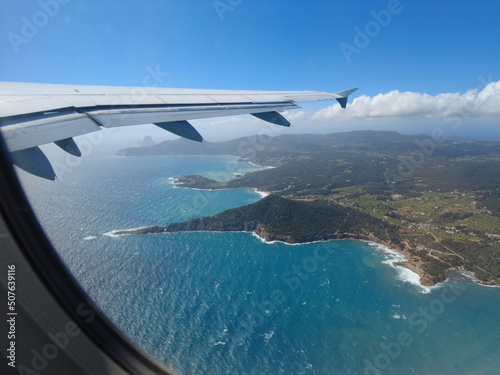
[
  {"x1": 283, "y1": 110, "x2": 306, "y2": 121},
  {"x1": 313, "y1": 80, "x2": 500, "y2": 120},
  {"x1": 120, "y1": 81, "x2": 499, "y2": 143},
  {"x1": 205, "y1": 111, "x2": 307, "y2": 126},
  {"x1": 203, "y1": 116, "x2": 248, "y2": 126}
]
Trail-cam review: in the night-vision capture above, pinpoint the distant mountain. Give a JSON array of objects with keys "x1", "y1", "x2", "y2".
[
  {"x1": 117, "y1": 130, "x2": 500, "y2": 164},
  {"x1": 116, "y1": 130, "x2": 416, "y2": 157},
  {"x1": 137, "y1": 135, "x2": 156, "y2": 147}
]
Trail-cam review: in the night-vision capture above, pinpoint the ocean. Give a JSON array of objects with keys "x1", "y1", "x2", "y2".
[{"x1": 18, "y1": 154, "x2": 500, "y2": 375}]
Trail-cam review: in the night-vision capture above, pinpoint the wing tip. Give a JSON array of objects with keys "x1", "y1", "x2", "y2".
[{"x1": 335, "y1": 88, "x2": 358, "y2": 108}]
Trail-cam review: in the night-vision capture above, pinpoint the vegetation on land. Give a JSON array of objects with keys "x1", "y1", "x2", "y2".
[{"x1": 118, "y1": 131, "x2": 500, "y2": 286}]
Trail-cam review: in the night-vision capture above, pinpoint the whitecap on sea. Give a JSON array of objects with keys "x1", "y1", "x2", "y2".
[{"x1": 263, "y1": 331, "x2": 274, "y2": 343}]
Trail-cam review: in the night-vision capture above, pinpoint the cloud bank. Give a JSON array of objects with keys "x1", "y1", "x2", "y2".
[{"x1": 314, "y1": 80, "x2": 500, "y2": 120}]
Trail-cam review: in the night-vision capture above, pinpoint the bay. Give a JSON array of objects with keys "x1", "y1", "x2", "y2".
[{"x1": 18, "y1": 154, "x2": 500, "y2": 375}]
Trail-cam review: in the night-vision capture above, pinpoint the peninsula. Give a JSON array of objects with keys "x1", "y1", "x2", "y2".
[{"x1": 116, "y1": 131, "x2": 500, "y2": 286}]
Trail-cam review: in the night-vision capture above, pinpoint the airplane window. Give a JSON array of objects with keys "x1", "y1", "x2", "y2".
[{"x1": 1, "y1": 1, "x2": 499, "y2": 375}]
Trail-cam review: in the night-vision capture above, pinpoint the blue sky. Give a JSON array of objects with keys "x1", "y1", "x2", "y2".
[{"x1": 1, "y1": 0, "x2": 499, "y2": 145}]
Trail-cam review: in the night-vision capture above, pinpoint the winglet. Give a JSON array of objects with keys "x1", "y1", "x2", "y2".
[{"x1": 335, "y1": 88, "x2": 358, "y2": 108}]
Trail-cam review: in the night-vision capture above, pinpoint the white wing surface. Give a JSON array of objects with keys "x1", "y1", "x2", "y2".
[{"x1": 0, "y1": 82, "x2": 357, "y2": 179}]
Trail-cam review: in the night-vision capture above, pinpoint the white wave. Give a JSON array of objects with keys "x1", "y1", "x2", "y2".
[
  {"x1": 263, "y1": 331, "x2": 274, "y2": 343},
  {"x1": 251, "y1": 231, "x2": 311, "y2": 245},
  {"x1": 251, "y1": 231, "x2": 335, "y2": 246},
  {"x1": 246, "y1": 161, "x2": 275, "y2": 170},
  {"x1": 478, "y1": 282, "x2": 500, "y2": 289},
  {"x1": 395, "y1": 266, "x2": 430, "y2": 293},
  {"x1": 452, "y1": 271, "x2": 500, "y2": 289},
  {"x1": 103, "y1": 227, "x2": 148, "y2": 237},
  {"x1": 368, "y1": 242, "x2": 500, "y2": 291},
  {"x1": 252, "y1": 188, "x2": 271, "y2": 198},
  {"x1": 83, "y1": 235, "x2": 97, "y2": 240},
  {"x1": 103, "y1": 230, "x2": 125, "y2": 238},
  {"x1": 365, "y1": 241, "x2": 431, "y2": 294},
  {"x1": 251, "y1": 231, "x2": 279, "y2": 244}
]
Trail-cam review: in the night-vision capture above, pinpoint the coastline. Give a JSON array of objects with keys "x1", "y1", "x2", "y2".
[
  {"x1": 103, "y1": 227, "x2": 151, "y2": 237},
  {"x1": 106, "y1": 223, "x2": 499, "y2": 290},
  {"x1": 364, "y1": 241, "x2": 431, "y2": 293},
  {"x1": 124, "y1": 159, "x2": 499, "y2": 290},
  {"x1": 245, "y1": 160, "x2": 276, "y2": 170},
  {"x1": 169, "y1": 156, "x2": 273, "y2": 191},
  {"x1": 252, "y1": 188, "x2": 271, "y2": 199},
  {"x1": 251, "y1": 229, "x2": 433, "y2": 292},
  {"x1": 250, "y1": 230, "x2": 500, "y2": 290},
  {"x1": 171, "y1": 177, "x2": 270, "y2": 199}
]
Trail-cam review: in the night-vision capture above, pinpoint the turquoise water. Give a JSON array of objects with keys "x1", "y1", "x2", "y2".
[{"x1": 18, "y1": 155, "x2": 500, "y2": 375}]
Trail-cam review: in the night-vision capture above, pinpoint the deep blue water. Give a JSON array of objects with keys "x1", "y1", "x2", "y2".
[{"x1": 18, "y1": 154, "x2": 500, "y2": 375}]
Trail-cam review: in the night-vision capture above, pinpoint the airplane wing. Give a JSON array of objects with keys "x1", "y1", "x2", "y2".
[{"x1": 0, "y1": 81, "x2": 357, "y2": 180}]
